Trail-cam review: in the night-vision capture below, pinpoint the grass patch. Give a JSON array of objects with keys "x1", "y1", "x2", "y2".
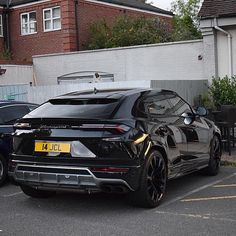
[{"x1": 221, "y1": 160, "x2": 236, "y2": 167}]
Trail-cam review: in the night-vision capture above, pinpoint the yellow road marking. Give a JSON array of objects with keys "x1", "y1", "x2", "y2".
[
  {"x1": 181, "y1": 195, "x2": 236, "y2": 202},
  {"x1": 213, "y1": 184, "x2": 236, "y2": 188},
  {"x1": 160, "y1": 173, "x2": 236, "y2": 208}
]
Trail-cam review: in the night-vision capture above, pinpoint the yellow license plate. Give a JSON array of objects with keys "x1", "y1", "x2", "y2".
[{"x1": 35, "y1": 142, "x2": 71, "y2": 153}]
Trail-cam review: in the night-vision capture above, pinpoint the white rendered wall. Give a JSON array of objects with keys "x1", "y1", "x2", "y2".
[
  {"x1": 33, "y1": 40, "x2": 205, "y2": 85},
  {"x1": 217, "y1": 27, "x2": 236, "y2": 77},
  {"x1": 0, "y1": 64, "x2": 33, "y2": 85}
]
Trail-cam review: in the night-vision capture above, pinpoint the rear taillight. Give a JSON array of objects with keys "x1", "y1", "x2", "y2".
[
  {"x1": 8, "y1": 160, "x2": 17, "y2": 172},
  {"x1": 91, "y1": 167, "x2": 129, "y2": 173},
  {"x1": 80, "y1": 124, "x2": 130, "y2": 134}
]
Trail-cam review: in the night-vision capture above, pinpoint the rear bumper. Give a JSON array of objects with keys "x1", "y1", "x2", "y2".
[{"x1": 9, "y1": 160, "x2": 142, "y2": 193}]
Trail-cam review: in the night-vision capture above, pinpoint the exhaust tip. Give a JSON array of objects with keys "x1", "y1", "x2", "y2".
[{"x1": 101, "y1": 185, "x2": 129, "y2": 193}]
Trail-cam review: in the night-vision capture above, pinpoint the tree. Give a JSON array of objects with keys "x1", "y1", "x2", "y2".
[
  {"x1": 171, "y1": 0, "x2": 202, "y2": 41},
  {"x1": 87, "y1": 16, "x2": 172, "y2": 50}
]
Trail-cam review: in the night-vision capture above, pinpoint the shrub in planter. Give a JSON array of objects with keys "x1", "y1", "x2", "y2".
[
  {"x1": 193, "y1": 93, "x2": 215, "y2": 120},
  {"x1": 210, "y1": 76, "x2": 236, "y2": 108}
]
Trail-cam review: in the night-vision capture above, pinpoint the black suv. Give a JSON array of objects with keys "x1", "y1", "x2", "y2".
[
  {"x1": 9, "y1": 89, "x2": 221, "y2": 208},
  {"x1": 0, "y1": 101, "x2": 38, "y2": 186}
]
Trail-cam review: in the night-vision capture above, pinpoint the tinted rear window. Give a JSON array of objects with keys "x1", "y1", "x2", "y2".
[
  {"x1": 25, "y1": 99, "x2": 119, "y2": 119},
  {"x1": 0, "y1": 105, "x2": 30, "y2": 124}
]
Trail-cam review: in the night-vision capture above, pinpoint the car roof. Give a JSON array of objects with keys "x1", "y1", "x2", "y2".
[
  {"x1": 54, "y1": 88, "x2": 176, "y2": 100},
  {"x1": 0, "y1": 101, "x2": 38, "y2": 108}
]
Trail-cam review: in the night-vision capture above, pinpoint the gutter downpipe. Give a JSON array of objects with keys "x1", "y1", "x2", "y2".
[
  {"x1": 214, "y1": 18, "x2": 233, "y2": 77},
  {"x1": 74, "y1": 0, "x2": 79, "y2": 51},
  {"x1": 5, "y1": 0, "x2": 11, "y2": 51}
]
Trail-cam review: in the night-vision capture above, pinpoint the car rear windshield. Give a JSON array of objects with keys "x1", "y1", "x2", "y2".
[{"x1": 25, "y1": 98, "x2": 119, "y2": 119}]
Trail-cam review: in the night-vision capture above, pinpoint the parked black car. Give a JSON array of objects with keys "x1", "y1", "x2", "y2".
[
  {"x1": 0, "y1": 101, "x2": 38, "y2": 186},
  {"x1": 9, "y1": 89, "x2": 222, "y2": 207}
]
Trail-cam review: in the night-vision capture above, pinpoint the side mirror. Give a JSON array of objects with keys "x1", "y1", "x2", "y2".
[
  {"x1": 181, "y1": 112, "x2": 195, "y2": 125},
  {"x1": 196, "y1": 107, "x2": 208, "y2": 117}
]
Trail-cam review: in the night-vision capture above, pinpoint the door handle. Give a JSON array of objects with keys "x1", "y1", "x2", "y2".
[{"x1": 159, "y1": 126, "x2": 168, "y2": 133}]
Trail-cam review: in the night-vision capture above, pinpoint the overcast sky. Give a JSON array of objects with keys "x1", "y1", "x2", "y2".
[{"x1": 152, "y1": 0, "x2": 173, "y2": 10}]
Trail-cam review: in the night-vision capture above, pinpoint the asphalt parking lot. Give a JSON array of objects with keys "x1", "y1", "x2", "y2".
[{"x1": 1, "y1": 167, "x2": 236, "y2": 236}]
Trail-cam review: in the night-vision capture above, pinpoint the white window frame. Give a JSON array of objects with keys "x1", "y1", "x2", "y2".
[
  {"x1": 20, "y1": 11, "x2": 37, "y2": 35},
  {"x1": 0, "y1": 14, "x2": 3, "y2": 37},
  {"x1": 43, "y1": 6, "x2": 61, "y2": 32}
]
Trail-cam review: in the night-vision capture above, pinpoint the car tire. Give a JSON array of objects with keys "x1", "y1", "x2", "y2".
[
  {"x1": 206, "y1": 135, "x2": 221, "y2": 176},
  {"x1": 0, "y1": 154, "x2": 7, "y2": 187},
  {"x1": 20, "y1": 185, "x2": 55, "y2": 198},
  {"x1": 130, "y1": 150, "x2": 167, "y2": 208}
]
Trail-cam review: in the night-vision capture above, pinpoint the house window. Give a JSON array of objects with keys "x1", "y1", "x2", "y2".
[
  {"x1": 43, "y1": 7, "x2": 61, "y2": 32},
  {"x1": 0, "y1": 15, "x2": 3, "y2": 37},
  {"x1": 21, "y1": 12, "x2": 37, "y2": 35}
]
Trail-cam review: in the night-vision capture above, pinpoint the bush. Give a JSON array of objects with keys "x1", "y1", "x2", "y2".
[
  {"x1": 195, "y1": 93, "x2": 215, "y2": 110},
  {"x1": 0, "y1": 47, "x2": 12, "y2": 60},
  {"x1": 87, "y1": 16, "x2": 172, "y2": 50},
  {"x1": 171, "y1": 0, "x2": 202, "y2": 41},
  {"x1": 210, "y1": 76, "x2": 236, "y2": 108}
]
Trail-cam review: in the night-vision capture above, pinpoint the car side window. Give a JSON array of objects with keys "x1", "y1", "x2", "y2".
[
  {"x1": 144, "y1": 93, "x2": 174, "y2": 116},
  {"x1": 168, "y1": 96, "x2": 192, "y2": 117},
  {"x1": 0, "y1": 105, "x2": 30, "y2": 125}
]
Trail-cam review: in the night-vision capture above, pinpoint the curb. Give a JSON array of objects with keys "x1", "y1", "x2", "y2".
[
  {"x1": 221, "y1": 160, "x2": 236, "y2": 167},
  {"x1": 221, "y1": 152, "x2": 236, "y2": 167}
]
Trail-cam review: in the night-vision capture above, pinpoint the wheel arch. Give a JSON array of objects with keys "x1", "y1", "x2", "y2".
[
  {"x1": 149, "y1": 145, "x2": 169, "y2": 176},
  {"x1": 0, "y1": 146, "x2": 8, "y2": 160},
  {"x1": 213, "y1": 131, "x2": 222, "y2": 154}
]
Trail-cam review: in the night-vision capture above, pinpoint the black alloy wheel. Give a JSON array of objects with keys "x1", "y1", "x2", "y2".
[
  {"x1": 131, "y1": 150, "x2": 167, "y2": 208},
  {"x1": 207, "y1": 136, "x2": 221, "y2": 176},
  {"x1": 0, "y1": 154, "x2": 7, "y2": 186}
]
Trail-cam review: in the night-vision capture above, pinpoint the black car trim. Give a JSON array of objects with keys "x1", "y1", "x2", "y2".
[
  {"x1": 12, "y1": 164, "x2": 134, "y2": 191},
  {"x1": 0, "y1": 104, "x2": 32, "y2": 109}
]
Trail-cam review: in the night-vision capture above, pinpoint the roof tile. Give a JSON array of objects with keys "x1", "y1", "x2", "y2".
[
  {"x1": 97, "y1": 0, "x2": 173, "y2": 15},
  {"x1": 0, "y1": 0, "x2": 173, "y2": 16},
  {"x1": 199, "y1": 0, "x2": 236, "y2": 18}
]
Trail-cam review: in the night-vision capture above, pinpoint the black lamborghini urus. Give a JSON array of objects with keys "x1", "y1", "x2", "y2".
[{"x1": 9, "y1": 88, "x2": 222, "y2": 208}]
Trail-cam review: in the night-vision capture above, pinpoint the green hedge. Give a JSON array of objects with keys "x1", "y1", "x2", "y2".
[{"x1": 210, "y1": 76, "x2": 236, "y2": 108}]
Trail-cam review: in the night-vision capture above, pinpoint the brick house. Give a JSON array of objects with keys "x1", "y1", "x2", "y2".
[{"x1": 0, "y1": 0, "x2": 173, "y2": 62}]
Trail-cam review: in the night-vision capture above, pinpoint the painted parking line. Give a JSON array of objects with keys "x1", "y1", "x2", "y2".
[
  {"x1": 213, "y1": 184, "x2": 236, "y2": 188},
  {"x1": 159, "y1": 173, "x2": 236, "y2": 208},
  {"x1": 156, "y1": 211, "x2": 208, "y2": 219},
  {"x1": 181, "y1": 195, "x2": 236, "y2": 202},
  {"x1": 155, "y1": 211, "x2": 236, "y2": 223},
  {"x1": 2, "y1": 191, "x2": 23, "y2": 198}
]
